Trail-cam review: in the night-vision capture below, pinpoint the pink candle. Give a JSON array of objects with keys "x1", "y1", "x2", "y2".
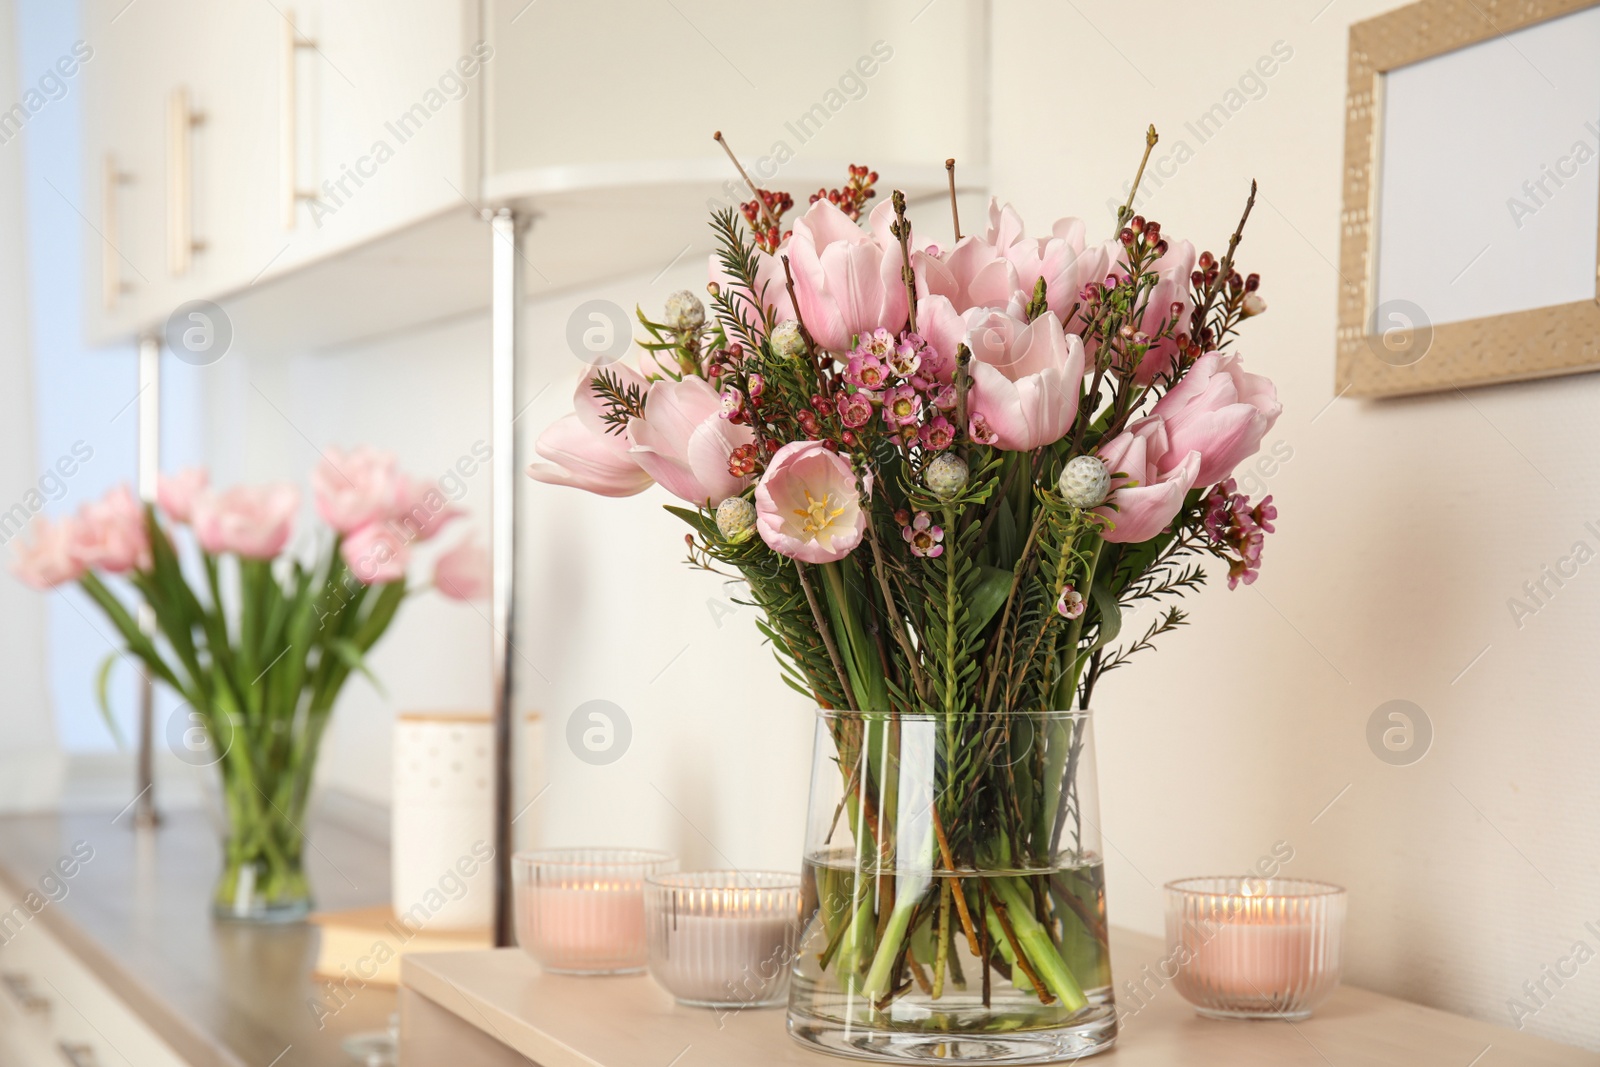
[
  {"x1": 1165, "y1": 877, "x2": 1345, "y2": 1020},
  {"x1": 513, "y1": 850, "x2": 676, "y2": 975}
]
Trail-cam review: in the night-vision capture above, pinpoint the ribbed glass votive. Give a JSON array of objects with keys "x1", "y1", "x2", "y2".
[
  {"x1": 645, "y1": 871, "x2": 801, "y2": 1009},
  {"x1": 1164, "y1": 877, "x2": 1346, "y2": 1020},
  {"x1": 513, "y1": 849, "x2": 676, "y2": 974}
]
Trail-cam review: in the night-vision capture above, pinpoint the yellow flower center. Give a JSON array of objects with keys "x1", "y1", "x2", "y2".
[{"x1": 793, "y1": 491, "x2": 846, "y2": 540}]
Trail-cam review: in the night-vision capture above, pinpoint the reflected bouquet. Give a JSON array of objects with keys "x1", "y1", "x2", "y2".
[
  {"x1": 10, "y1": 449, "x2": 489, "y2": 921},
  {"x1": 529, "y1": 130, "x2": 1279, "y2": 1055}
]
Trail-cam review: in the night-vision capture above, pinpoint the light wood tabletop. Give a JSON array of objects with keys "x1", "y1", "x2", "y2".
[{"x1": 401, "y1": 930, "x2": 1600, "y2": 1066}]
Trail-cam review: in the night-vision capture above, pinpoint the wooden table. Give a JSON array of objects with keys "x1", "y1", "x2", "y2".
[
  {"x1": 400, "y1": 932, "x2": 1600, "y2": 1066},
  {"x1": 0, "y1": 809, "x2": 395, "y2": 1067}
]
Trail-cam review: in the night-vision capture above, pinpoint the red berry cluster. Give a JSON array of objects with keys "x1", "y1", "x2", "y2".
[
  {"x1": 1117, "y1": 215, "x2": 1169, "y2": 259},
  {"x1": 741, "y1": 189, "x2": 794, "y2": 253},
  {"x1": 810, "y1": 165, "x2": 878, "y2": 222}
]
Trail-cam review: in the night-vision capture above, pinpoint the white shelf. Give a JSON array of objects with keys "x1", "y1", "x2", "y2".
[{"x1": 213, "y1": 159, "x2": 985, "y2": 355}]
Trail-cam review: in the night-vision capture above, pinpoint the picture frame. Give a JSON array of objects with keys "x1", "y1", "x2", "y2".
[{"x1": 1337, "y1": 0, "x2": 1600, "y2": 397}]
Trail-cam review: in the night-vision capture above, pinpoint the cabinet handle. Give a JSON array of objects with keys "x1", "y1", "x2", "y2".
[
  {"x1": 100, "y1": 155, "x2": 133, "y2": 310},
  {"x1": 280, "y1": 9, "x2": 319, "y2": 229},
  {"x1": 57, "y1": 1041, "x2": 100, "y2": 1067},
  {"x1": 1, "y1": 970, "x2": 51, "y2": 1019},
  {"x1": 166, "y1": 86, "x2": 206, "y2": 276}
]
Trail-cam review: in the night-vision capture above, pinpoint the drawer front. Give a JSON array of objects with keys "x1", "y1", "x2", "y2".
[{"x1": 0, "y1": 886, "x2": 190, "y2": 1067}]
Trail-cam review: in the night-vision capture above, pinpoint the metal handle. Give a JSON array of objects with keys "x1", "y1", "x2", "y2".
[
  {"x1": 57, "y1": 1041, "x2": 100, "y2": 1067},
  {"x1": 2, "y1": 971, "x2": 51, "y2": 1019},
  {"x1": 280, "y1": 9, "x2": 318, "y2": 229},
  {"x1": 100, "y1": 155, "x2": 132, "y2": 310},
  {"x1": 167, "y1": 86, "x2": 206, "y2": 275}
]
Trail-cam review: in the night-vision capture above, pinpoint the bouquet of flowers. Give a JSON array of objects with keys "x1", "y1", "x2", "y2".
[
  {"x1": 529, "y1": 131, "x2": 1279, "y2": 1052},
  {"x1": 10, "y1": 449, "x2": 489, "y2": 920}
]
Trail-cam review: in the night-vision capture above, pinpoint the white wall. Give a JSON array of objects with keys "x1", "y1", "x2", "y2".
[
  {"x1": 0, "y1": 0, "x2": 59, "y2": 802},
  {"x1": 987, "y1": 0, "x2": 1599, "y2": 1048},
  {"x1": 168, "y1": 0, "x2": 1597, "y2": 1051}
]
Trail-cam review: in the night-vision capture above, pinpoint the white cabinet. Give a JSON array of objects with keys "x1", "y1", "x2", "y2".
[
  {"x1": 266, "y1": 0, "x2": 483, "y2": 272},
  {"x1": 80, "y1": 0, "x2": 483, "y2": 346},
  {"x1": 81, "y1": 0, "x2": 987, "y2": 350},
  {"x1": 0, "y1": 885, "x2": 189, "y2": 1067}
]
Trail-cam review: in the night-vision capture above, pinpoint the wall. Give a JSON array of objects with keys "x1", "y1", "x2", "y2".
[
  {"x1": 164, "y1": 0, "x2": 1598, "y2": 1051},
  {"x1": 0, "y1": 0, "x2": 58, "y2": 803},
  {"x1": 988, "y1": 0, "x2": 1600, "y2": 1048}
]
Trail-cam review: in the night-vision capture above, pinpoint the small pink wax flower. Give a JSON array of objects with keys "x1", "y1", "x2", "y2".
[{"x1": 902, "y1": 512, "x2": 944, "y2": 558}]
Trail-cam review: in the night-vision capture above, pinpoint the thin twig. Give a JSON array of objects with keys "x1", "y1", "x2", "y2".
[
  {"x1": 931, "y1": 808, "x2": 982, "y2": 957},
  {"x1": 1116, "y1": 124, "x2": 1159, "y2": 228},
  {"x1": 795, "y1": 561, "x2": 857, "y2": 711},
  {"x1": 864, "y1": 517, "x2": 928, "y2": 703},
  {"x1": 945, "y1": 158, "x2": 961, "y2": 242},
  {"x1": 891, "y1": 189, "x2": 918, "y2": 331},
  {"x1": 713, "y1": 131, "x2": 778, "y2": 233},
  {"x1": 988, "y1": 888, "x2": 1055, "y2": 1004}
]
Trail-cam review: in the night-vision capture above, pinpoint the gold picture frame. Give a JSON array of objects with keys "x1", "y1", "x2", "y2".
[{"x1": 1337, "y1": 0, "x2": 1600, "y2": 397}]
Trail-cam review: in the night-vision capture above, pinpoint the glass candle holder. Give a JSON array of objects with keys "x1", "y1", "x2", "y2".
[
  {"x1": 1165, "y1": 877, "x2": 1347, "y2": 1020},
  {"x1": 645, "y1": 871, "x2": 801, "y2": 1009},
  {"x1": 513, "y1": 849, "x2": 676, "y2": 974}
]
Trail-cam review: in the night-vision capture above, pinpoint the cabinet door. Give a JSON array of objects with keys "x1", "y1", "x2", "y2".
[
  {"x1": 81, "y1": 0, "x2": 168, "y2": 345},
  {"x1": 163, "y1": 0, "x2": 288, "y2": 306},
  {"x1": 272, "y1": 0, "x2": 479, "y2": 271}
]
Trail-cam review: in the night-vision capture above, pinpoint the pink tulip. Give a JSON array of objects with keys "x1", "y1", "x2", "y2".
[
  {"x1": 10, "y1": 515, "x2": 84, "y2": 589},
  {"x1": 627, "y1": 377, "x2": 752, "y2": 506},
  {"x1": 192, "y1": 484, "x2": 299, "y2": 560},
  {"x1": 312, "y1": 446, "x2": 400, "y2": 534},
  {"x1": 985, "y1": 202, "x2": 1110, "y2": 323},
  {"x1": 70, "y1": 485, "x2": 150, "y2": 574},
  {"x1": 157, "y1": 468, "x2": 208, "y2": 524},
  {"x1": 1151, "y1": 352, "x2": 1281, "y2": 486},
  {"x1": 915, "y1": 295, "x2": 967, "y2": 378},
  {"x1": 433, "y1": 537, "x2": 490, "y2": 601},
  {"x1": 389, "y1": 475, "x2": 461, "y2": 543},
  {"x1": 912, "y1": 235, "x2": 1018, "y2": 314},
  {"x1": 754, "y1": 441, "x2": 865, "y2": 564},
  {"x1": 528, "y1": 366, "x2": 655, "y2": 497},
  {"x1": 785, "y1": 198, "x2": 907, "y2": 354},
  {"x1": 528, "y1": 414, "x2": 654, "y2": 497},
  {"x1": 964, "y1": 310, "x2": 1085, "y2": 451},
  {"x1": 1094, "y1": 416, "x2": 1202, "y2": 544},
  {"x1": 342, "y1": 522, "x2": 409, "y2": 584}
]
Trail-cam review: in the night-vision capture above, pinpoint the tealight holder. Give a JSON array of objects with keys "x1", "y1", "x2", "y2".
[
  {"x1": 513, "y1": 849, "x2": 676, "y2": 974},
  {"x1": 1165, "y1": 876, "x2": 1347, "y2": 1020},
  {"x1": 645, "y1": 871, "x2": 801, "y2": 1009}
]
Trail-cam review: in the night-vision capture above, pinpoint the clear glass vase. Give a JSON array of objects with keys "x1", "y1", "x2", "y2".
[
  {"x1": 787, "y1": 709, "x2": 1117, "y2": 1063},
  {"x1": 207, "y1": 734, "x2": 317, "y2": 923}
]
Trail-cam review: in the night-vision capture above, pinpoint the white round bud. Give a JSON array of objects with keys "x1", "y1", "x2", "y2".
[
  {"x1": 925, "y1": 454, "x2": 970, "y2": 500},
  {"x1": 663, "y1": 290, "x2": 706, "y2": 332},
  {"x1": 1241, "y1": 292, "x2": 1267, "y2": 318},
  {"x1": 769, "y1": 319, "x2": 807, "y2": 360},
  {"x1": 1058, "y1": 455, "x2": 1111, "y2": 509},
  {"x1": 716, "y1": 496, "x2": 757, "y2": 543}
]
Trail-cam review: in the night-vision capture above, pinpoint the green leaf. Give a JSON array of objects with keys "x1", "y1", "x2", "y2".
[
  {"x1": 94, "y1": 651, "x2": 127, "y2": 748},
  {"x1": 969, "y1": 565, "x2": 1014, "y2": 633},
  {"x1": 1088, "y1": 578, "x2": 1122, "y2": 653},
  {"x1": 329, "y1": 638, "x2": 386, "y2": 697}
]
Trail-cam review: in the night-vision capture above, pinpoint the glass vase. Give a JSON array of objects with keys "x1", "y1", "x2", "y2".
[
  {"x1": 787, "y1": 709, "x2": 1117, "y2": 1063},
  {"x1": 204, "y1": 713, "x2": 318, "y2": 923}
]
